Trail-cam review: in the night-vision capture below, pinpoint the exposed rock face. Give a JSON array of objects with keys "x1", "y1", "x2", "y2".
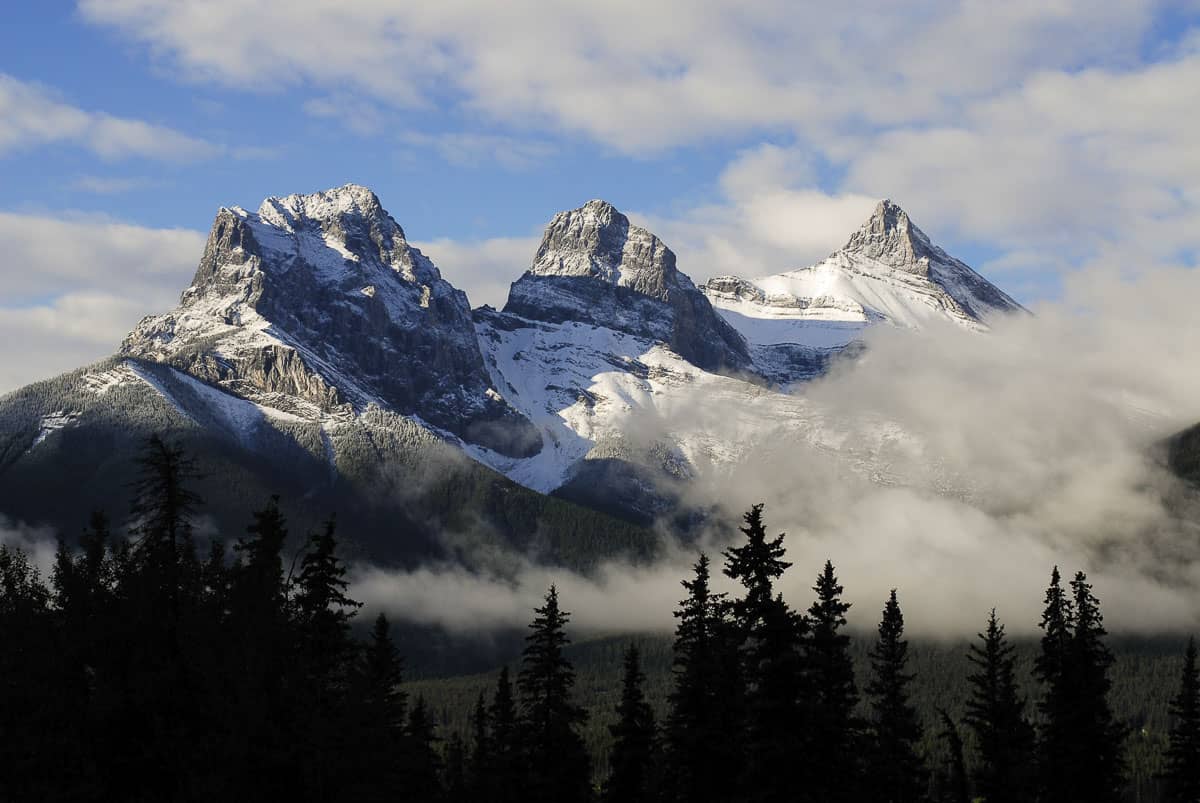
[
  {"x1": 504, "y1": 200, "x2": 751, "y2": 374},
  {"x1": 841, "y1": 199, "x2": 1024, "y2": 318},
  {"x1": 122, "y1": 184, "x2": 541, "y2": 458}
]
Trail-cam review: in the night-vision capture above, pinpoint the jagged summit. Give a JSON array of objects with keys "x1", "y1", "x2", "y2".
[
  {"x1": 842, "y1": 198, "x2": 940, "y2": 273},
  {"x1": 701, "y1": 199, "x2": 1024, "y2": 353},
  {"x1": 122, "y1": 185, "x2": 541, "y2": 458},
  {"x1": 528, "y1": 199, "x2": 692, "y2": 300},
  {"x1": 500, "y1": 199, "x2": 751, "y2": 374}
]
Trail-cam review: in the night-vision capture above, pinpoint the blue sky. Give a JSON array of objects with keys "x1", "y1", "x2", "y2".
[{"x1": 2, "y1": 0, "x2": 1199, "y2": 393}]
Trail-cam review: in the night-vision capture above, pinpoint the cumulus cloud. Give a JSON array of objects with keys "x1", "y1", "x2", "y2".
[
  {"x1": 77, "y1": 0, "x2": 1162, "y2": 151},
  {"x1": 0, "y1": 212, "x2": 204, "y2": 394},
  {"x1": 0, "y1": 73, "x2": 219, "y2": 162}
]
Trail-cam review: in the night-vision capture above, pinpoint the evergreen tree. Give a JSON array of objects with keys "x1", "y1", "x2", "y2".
[
  {"x1": 1067, "y1": 571, "x2": 1126, "y2": 801},
  {"x1": 406, "y1": 696, "x2": 445, "y2": 802},
  {"x1": 1165, "y1": 637, "x2": 1200, "y2": 802},
  {"x1": 604, "y1": 644, "x2": 657, "y2": 803},
  {"x1": 294, "y1": 516, "x2": 361, "y2": 677},
  {"x1": 963, "y1": 609, "x2": 1034, "y2": 803},
  {"x1": 1034, "y1": 565, "x2": 1074, "y2": 800},
  {"x1": 664, "y1": 554, "x2": 744, "y2": 803},
  {"x1": 488, "y1": 665, "x2": 524, "y2": 803},
  {"x1": 517, "y1": 585, "x2": 591, "y2": 803},
  {"x1": 292, "y1": 516, "x2": 361, "y2": 801},
  {"x1": 807, "y1": 560, "x2": 861, "y2": 803},
  {"x1": 723, "y1": 504, "x2": 808, "y2": 803},
  {"x1": 347, "y1": 613, "x2": 409, "y2": 801},
  {"x1": 468, "y1": 691, "x2": 492, "y2": 798},
  {"x1": 225, "y1": 497, "x2": 295, "y2": 796},
  {"x1": 1035, "y1": 568, "x2": 1126, "y2": 802},
  {"x1": 865, "y1": 590, "x2": 925, "y2": 803}
]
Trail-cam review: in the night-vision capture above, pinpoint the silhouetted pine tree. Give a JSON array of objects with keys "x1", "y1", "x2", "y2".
[
  {"x1": 488, "y1": 665, "x2": 524, "y2": 803},
  {"x1": 865, "y1": 590, "x2": 925, "y2": 803},
  {"x1": 347, "y1": 613, "x2": 409, "y2": 801},
  {"x1": 604, "y1": 644, "x2": 657, "y2": 803},
  {"x1": 226, "y1": 496, "x2": 293, "y2": 794},
  {"x1": 1035, "y1": 568, "x2": 1126, "y2": 802},
  {"x1": 964, "y1": 609, "x2": 1034, "y2": 803},
  {"x1": 518, "y1": 586, "x2": 591, "y2": 803},
  {"x1": 468, "y1": 691, "x2": 492, "y2": 798},
  {"x1": 406, "y1": 696, "x2": 445, "y2": 802},
  {"x1": 664, "y1": 553, "x2": 744, "y2": 803},
  {"x1": 807, "y1": 560, "x2": 861, "y2": 803},
  {"x1": 723, "y1": 504, "x2": 808, "y2": 803},
  {"x1": 0, "y1": 544, "x2": 60, "y2": 801},
  {"x1": 117, "y1": 436, "x2": 207, "y2": 799},
  {"x1": 292, "y1": 516, "x2": 361, "y2": 800},
  {"x1": 1068, "y1": 571, "x2": 1126, "y2": 801},
  {"x1": 1034, "y1": 565, "x2": 1074, "y2": 799},
  {"x1": 932, "y1": 711, "x2": 969, "y2": 803},
  {"x1": 1164, "y1": 637, "x2": 1200, "y2": 802}
]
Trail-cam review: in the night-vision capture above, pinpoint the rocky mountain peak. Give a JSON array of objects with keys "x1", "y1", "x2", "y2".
[
  {"x1": 255, "y1": 183, "x2": 389, "y2": 232},
  {"x1": 121, "y1": 185, "x2": 542, "y2": 459},
  {"x1": 841, "y1": 198, "x2": 938, "y2": 274},
  {"x1": 529, "y1": 199, "x2": 691, "y2": 301}
]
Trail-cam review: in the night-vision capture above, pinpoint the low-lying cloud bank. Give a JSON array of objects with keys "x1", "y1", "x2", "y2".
[{"x1": 353, "y1": 264, "x2": 1200, "y2": 638}]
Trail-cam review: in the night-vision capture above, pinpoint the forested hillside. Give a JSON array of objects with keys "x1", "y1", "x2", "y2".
[{"x1": 1, "y1": 437, "x2": 1197, "y2": 802}]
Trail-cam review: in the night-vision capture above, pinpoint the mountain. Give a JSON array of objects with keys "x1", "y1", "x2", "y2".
[
  {"x1": 700, "y1": 199, "x2": 1025, "y2": 381},
  {"x1": 0, "y1": 186, "x2": 1022, "y2": 554},
  {"x1": 503, "y1": 200, "x2": 751, "y2": 374},
  {"x1": 122, "y1": 185, "x2": 540, "y2": 458}
]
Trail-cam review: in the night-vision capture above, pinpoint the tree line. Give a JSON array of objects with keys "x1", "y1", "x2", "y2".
[{"x1": 1, "y1": 439, "x2": 1200, "y2": 801}]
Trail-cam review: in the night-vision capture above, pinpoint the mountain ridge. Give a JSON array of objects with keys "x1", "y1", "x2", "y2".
[{"x1": 0, "y1": 185, "x2": 1025, "y2": 549}]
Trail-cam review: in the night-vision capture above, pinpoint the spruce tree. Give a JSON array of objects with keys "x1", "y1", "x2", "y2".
[
  {"x1": 1165, "y1": 637, "x2": 1200, "y2": 802},
  {"x1": 1035, "y1": 568, "x2": 1126, "y2": 802},
  {"x1": 604, "y1": 644, "x2": 657, "y2": 803},
  {"x1": 346, "y1": 613, "x2": 409, "y2": 801},
  {"x1": 405, "y1": 696, "x2": 445, "y2": 802},
  {"x1": 664, "y1": 554, "x2": 744, "y2": 803},
  {"x1": 488, "y1": 666, "x2": 524, "y2": 803},
  {"x1": 292, "y1": 517, "x2": 361, "y2": 801},
  {"x1": 1067, "y1": 571, "x2": 1126, "y2": 801},
  {"x1": 722, "y1": 504, "x2": 808, "y2": 803},
  {"x1": 964, "y1": 609, "x2": 1034, "y2": 803},
  {"x1": 517, "y1": 586, "x2": 591, "y2": 803},
  {"x1": 807, "y1": 560, "x2": 861, "y2": 803},
  {"x1": 468, "y1": 691, "x2": 492, "y2": 798},
  {"x1": 1034, "y1": 566, "x2": 1075, "y2": 800},
  {"x1": 865, "y1": 590, "x2": 925, "y2": 803}
]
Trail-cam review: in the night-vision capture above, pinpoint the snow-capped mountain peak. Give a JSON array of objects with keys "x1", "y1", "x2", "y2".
[
  {"x1": 528, "y1": 198, "x2": 693, "y2": 300},
  {"x1": 122, "y1": 184, "x2": 541, "y2": 458},
  {"x1": 502, "y1": 200, "x2": 751, "y2": 374},
  {"x1": 701, "y1": 199, "x2": 1024, "y2": 353},
  {"x1": 843, "y1": 198, "x2": 939, "y2": 274}
]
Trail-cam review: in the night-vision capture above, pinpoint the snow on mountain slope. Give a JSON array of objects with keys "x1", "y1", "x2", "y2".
[
  {"x1": 121, "y1": 184, "x2": 540, "y2": 458},
  {"x1": 505, "y1": 200, "x2": 751, "y2": 375},
  {"x1": 701, "y1": 200, "x2": 1024, "y2": 351}
]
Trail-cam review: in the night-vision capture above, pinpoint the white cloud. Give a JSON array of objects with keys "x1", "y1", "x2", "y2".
[
  {"x1": 0, "y1": 73, "x2": 218, "y2": 161},
  {"x1": 0, "y1": 212, "x2": 204, "y2": 394},
  {"x1": 77, "y1": 0, "x2": 1162, "y2": 152}
]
